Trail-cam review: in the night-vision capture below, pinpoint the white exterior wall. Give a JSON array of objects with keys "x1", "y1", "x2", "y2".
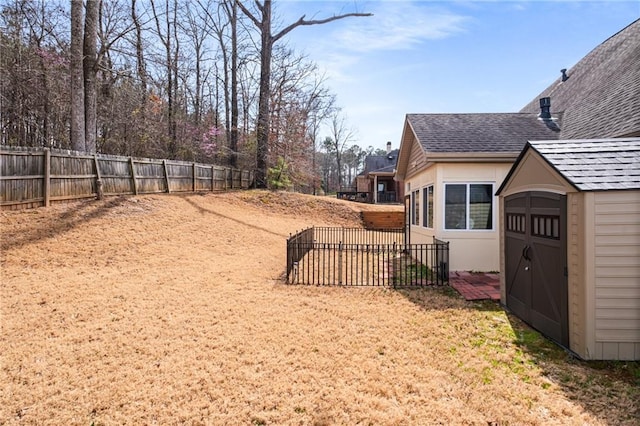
[
  {"x1": 588, "y1": 190, "x2": 640, "y2": 360},
  {"x1": 406, "y1": 162, "x2": 512, "y2": 271}
]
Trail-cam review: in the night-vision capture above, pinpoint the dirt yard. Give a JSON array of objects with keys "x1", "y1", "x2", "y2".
[{"x1": 1, "y1": 191, "x2": 637, "y2": 425}]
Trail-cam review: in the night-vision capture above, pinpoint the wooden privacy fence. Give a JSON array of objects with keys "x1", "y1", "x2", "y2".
[
  {"x1": 0, "y1": 146, "x2": 254, "y2": 210},
  {"x1": 286, "y1": 227, "x2": 450, "y2": 287}
]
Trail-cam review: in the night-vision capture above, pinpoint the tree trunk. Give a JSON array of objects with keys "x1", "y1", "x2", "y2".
[
  {"x1": 229, "y1": 1, "x2": 239, "y2": 168},
  {"x1": 131, "y1": 0, "x2": 147, "y2": 104},
  {"x1": 70, "y1": 0, "x2": 85, "y2": 151},
  {"x1": 254, "y1": 1, "x2": 272, "y2": 188},
  {"x1": 83, "y1": 0, "x2": 99, "y2": 153}
]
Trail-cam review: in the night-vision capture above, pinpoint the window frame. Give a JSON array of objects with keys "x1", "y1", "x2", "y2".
[
  {"x1": 443, "y1": 182, "x2": 495, "y2": 231},
  {"x1": 422, "y1": 185, "x2": 434, "y2": 229},
  {"x1": 411, "y1": 189, "x2": 420, "y2": 226}
]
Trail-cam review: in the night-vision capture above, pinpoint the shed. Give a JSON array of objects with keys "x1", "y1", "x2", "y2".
[{"x1": 496, "y1": 138, "x2": 640, "y2": 360}]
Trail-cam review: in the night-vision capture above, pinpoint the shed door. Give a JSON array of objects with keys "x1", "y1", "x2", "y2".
[{"x1": 505, "y1": 192, "x2": 568, "y2": 347}]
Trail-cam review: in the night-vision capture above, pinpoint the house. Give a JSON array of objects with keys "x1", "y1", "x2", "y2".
[
  {"x1": 395, "y1": 112, "x2": 561, "y2": 271},
  {"x1": 361, "y1": 142, "x2": 402, "y2": 203},
  {"x1": 341, "y1": 142, "x2": 402, "y2": 203},
  {"x1": 497, "y1": 138, "x2": 640, "y2": 360},
  {"x1": 519, "y1": 19, "x2": 640, "y2": 139},
  {"x1": 395, "y1": 18, "x2": 639, "y2": 272}
]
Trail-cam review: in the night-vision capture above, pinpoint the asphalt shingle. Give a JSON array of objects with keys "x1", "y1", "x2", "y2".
[
  {"x1": 529, "y1": 138, "x2": 640, "y2": 191},
  {"x1": 406, "y1": 113, "x2": 561, "y2": 153},
  {"x1": 520, "y1": 19, "x2": 640, "y2": 139}
]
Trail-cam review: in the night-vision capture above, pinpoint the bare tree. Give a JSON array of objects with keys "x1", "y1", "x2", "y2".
[
  {"x1": 131, "y1": 0, "x2": 148, "y2": 103},
  {"x1": 304, "y1": 79, "x2": 335, "y2": 195},
  {"x1": 150, "y1": 0, "x2": 179, "y2": 156},
  {"x1": 325, "y1": 109, "x2": 355, "y2": 188},
  {"x1": 225, "y1": 0, "x2": 240, "y2": 168},
  {"x1": 83, "y1": 0, "x2": 100, "y2": 153},
  {"x1": 236, "y1": 0, "x2": 371, "y2": 188},
  {"x1": 70, "y1": 0, "x2": 85, "y2": 151}
]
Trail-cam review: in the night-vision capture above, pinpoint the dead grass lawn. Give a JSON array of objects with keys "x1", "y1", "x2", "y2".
[{"x1": 1, "y1": 191, "x2": 638, "y2": 425}]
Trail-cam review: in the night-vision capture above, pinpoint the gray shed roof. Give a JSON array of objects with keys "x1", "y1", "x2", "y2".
[
  {"x1": 528, "y1": 138, "x2": 640, "y2": 191},
  {"x1": 520, "y1": 19, "x2": 640, "y2": 139},
  {"x1": 406, "y1": 113, "x2": 561, "y2": 153}
]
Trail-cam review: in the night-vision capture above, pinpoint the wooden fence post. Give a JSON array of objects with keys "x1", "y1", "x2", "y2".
[
  {"x1": 192, "y1": 162, "x2": 196, "y2": 192},
  {"x1": 163, "y1": 159, "x2": 170, "y2": 193},
  {"x1": 43, "y1": 148, "x2": 50, "y2": 207},
  {"x1": 130, "y1": 157, "x2": 138, "y2": 195},
  {"x1": 94, "y1": 155, "x2": 103, "y2": 200}
]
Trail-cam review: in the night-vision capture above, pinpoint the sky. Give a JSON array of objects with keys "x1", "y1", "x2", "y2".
[{"x1": 272, "y1": 0, "x2": 640, "y2": 152}]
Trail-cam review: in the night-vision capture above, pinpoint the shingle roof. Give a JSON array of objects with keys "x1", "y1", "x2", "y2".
[
  {"x1": 529, "y1": 138, "x2": 640, "y2": 191},
  {"x1": 406, "y1": 113, "x2": 561, "y2": 153},
  {"x1": 520, "y1": 19, "x2": 640, "y2": 139},
  {"x1": 365, "y1": 149, "x2": 399, "y2": 173}
]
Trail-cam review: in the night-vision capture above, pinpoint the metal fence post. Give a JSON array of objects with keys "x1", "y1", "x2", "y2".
[{"x1": 338, "y1": 241, "x2": 343, "y2": 285}]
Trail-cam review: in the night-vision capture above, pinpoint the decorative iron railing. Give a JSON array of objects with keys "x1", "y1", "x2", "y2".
[{"x1": 286, "y1": 227, "x2": 449, "y2": 287}]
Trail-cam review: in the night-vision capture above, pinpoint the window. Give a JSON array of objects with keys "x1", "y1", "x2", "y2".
[
  {"x1": 532, "y1": 215, "x2": 560, "y2": 239},
  {"x1": 507, "y1": 214, "x2": 526, "y2": 234},
  {"x1": 444, "y1": 183, "x2": 493, "y2": 230},
  {"x1": 412, "y1": 190, "x2": 420, "y2": 226},
  {"x1": 422, "y1": 185, "x2": 434, "y2": 228}
]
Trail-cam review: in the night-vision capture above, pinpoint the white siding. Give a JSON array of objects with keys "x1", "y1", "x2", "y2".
[{"x1": 593, "y1": 191, "x2": 640, "y2": 360}]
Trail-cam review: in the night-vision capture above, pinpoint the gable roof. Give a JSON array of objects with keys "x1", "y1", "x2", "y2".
[
  {"x1": 406, "y1": 113, "x2": 561, "y2": 154},
  {"x1": 498, "y1": 138, "x2": 640, "y2": 194},
  {"x1": 520, "y1": 19, "x2": 640, "y2": 139},
  {"x1": 364, "y1": 149, "x2": 399, "y2": 174}
]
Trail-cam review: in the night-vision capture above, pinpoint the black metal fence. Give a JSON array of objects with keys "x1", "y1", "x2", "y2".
[{"x1": 286, "y1": 227, "x2": 449, "y2": 287}]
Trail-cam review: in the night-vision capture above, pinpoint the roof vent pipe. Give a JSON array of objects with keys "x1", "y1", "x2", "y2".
[
  {"x1": 539, "y1": 97, "x2": 551, "y2": 119},
  {"x1": 561, "y1": 68, "x2": 569, "y2": 82}
]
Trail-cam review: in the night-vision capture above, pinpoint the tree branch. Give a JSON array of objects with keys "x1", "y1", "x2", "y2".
[
  {"x1": 236, "y1": 0, "x2": 260, "y2": 28},
  {"x1": 274, "y1": 12, "x2": 373, "y2": 42}
]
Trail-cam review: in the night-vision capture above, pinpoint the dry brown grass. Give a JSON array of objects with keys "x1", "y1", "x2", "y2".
[{"x1": 1, "y1": 191, "x2": 638, "y2": 425}]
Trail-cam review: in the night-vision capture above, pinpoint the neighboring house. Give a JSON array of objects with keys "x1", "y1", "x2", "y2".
[
  {"x1": 497, "y1": 138, "x2": 640, "y2": 360},
  {"x1": 395, "y1": 17, "x2": 640, "y2": 272},
  {"x1": 341, "y1": 142, "x2": 402, "y2": 203},
  {"x1": 360, "y1": 142, "x2": 401, "y2": 204}
]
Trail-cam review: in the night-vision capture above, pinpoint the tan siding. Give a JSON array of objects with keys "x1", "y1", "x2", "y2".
[
  {"x1": 600, "y1": 343, "x2": 640, "y2": 361},
  {"x1": 404, "y1": 137, "x2": 428, "y2": 181},
  {"x1": 568, "y1": 193, "x2": 586, "y2": 358},
  {"x1": 593, "y1": 191, "x2": 640, "y2": 352},
  {"x1": 498, "y1": 150, "x2": 575, "y2": 197}
]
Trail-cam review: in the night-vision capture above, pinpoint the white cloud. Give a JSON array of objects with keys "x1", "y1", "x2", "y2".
[{"x1": 331, "y1": 2, "x2": 469, "y2": 52}]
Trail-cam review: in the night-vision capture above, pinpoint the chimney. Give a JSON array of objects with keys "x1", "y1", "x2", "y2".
[
  {"x1": 386, "y1": 141, "x2": 392, "y2": 154},
  {"x1": 539, "y1": 97, "x2": 551, "y2": 119}
]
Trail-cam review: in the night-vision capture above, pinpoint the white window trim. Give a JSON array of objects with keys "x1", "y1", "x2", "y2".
[
  {"x1": 443, "y1": 182, "x2": 495, "y2": 231},
  {"x1": 422, "y1": 184, "x2": 434, "y2": 229},
  {"x1": 411, "y1": 189, "x2": 420, "y2": 226}
]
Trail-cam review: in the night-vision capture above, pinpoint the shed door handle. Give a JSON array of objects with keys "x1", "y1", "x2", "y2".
[{"x1": 522, "y1": 245, "x2": 531, "y2": 261}]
